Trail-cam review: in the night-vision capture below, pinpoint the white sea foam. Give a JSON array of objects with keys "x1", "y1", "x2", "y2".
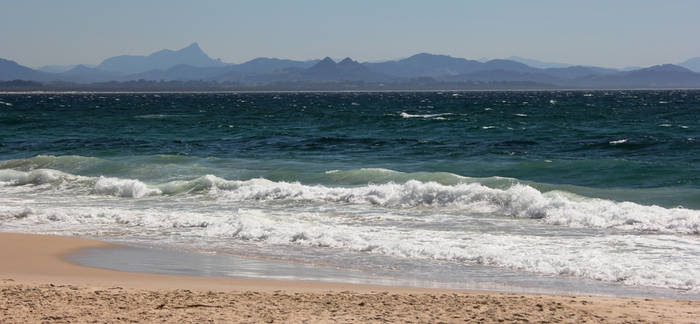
[
  {"x1": 206, "y1": 179, "x2": 700, "y2": 234},
  {"x1": 134, "y1": 114, "x2": 188, "y2": 119},
  {"x1": 3, "y1": 169, "x2": 699, "y2": 291},
  {"x1": 5, "y1": 167, "x2": 700, "y2": 291},
  {"x1": 609, "y1": 139, "x2": 628, "y2": 144},
  {"x1": 2, "y1": 203, "x2": 698, "y2": 291},
  {"x1": 400, "y1": 112, "x2": 452, "y2": 119},
  {"x1": 0, "y1": 169, "x2": 80, "y2": 186},
  {"x1": 2, "y1": 169, "x2": 699, "y2": 234},
  {"x1": 93, "y1": 176, "x2": 161, "y2": 198}
]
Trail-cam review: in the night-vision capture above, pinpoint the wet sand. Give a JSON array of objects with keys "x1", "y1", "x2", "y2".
[{"x1": 0, "y1": 232, "x2": 697, "y2": 323}]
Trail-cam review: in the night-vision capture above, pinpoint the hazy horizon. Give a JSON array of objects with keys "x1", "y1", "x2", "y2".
[{"x1": 2, "y1": 0, "x2": 700, "y2": 69}]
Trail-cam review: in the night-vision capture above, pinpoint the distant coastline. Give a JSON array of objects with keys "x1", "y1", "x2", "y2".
[
  {"x1": 3, "y1": 43, "x2": 700, "y2": 90},
  {"x1": 2, "y1": 82, "x2": 699, "y2": 93},
  {"x1": 0, "y1": 79, "x2": 565, "y2": 92}
]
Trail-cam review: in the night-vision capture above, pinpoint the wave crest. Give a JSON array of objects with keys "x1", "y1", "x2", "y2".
[
  {"x1": 212, "y1": 179, "x2": 699, "y2": 234},
  {"x1": 0, "y1": 169, "x2": 79, "y2": 186},
  {"x1": 1, "y1": 168, "x2": 699, "y2": 234},
  {"x1": 93, "y1": 176, "x2": 161, "y2": 198}
]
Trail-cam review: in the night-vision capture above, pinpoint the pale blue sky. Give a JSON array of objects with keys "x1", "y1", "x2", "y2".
[{"x1": 2, "y1": 0, "x2": 699, "y2": 68}]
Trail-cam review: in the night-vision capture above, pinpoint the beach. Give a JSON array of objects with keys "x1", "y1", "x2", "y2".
[
  {"x1": 1, "y1": 92, "x2": 700, "y2": 322},
  {"x1": 3, "y1": 0, "x2": 700, "y2": 320},
  {"x1": 0, "y1": 232, "x2": 697, "y2": 323}
]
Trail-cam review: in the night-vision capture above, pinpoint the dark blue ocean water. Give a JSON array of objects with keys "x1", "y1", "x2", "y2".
[{"x1": 1, "y1": 91, "x2": 699, "y2": 294}]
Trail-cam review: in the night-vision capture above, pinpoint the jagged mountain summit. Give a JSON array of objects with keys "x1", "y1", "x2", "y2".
[
  {"x1": 300, "y1": 57, "x2": 390, "y2": 82},
  {"x1": 97, "y1": 42, "x2": 229, "y2": 75}
]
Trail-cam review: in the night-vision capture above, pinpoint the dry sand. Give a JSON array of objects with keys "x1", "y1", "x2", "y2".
[{"x1": 0, "y1": 232, "x2": 697, "y2": 323}]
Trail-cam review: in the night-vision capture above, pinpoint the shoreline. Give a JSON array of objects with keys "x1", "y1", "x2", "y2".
[
  {"x1": 68, "y1": 239, "x2": 699, "y2": 300},
  {"x1": 1, "y1": 232, "x2": 698, "y2": 322},
  {"x1": 3, "y1": 88, "x2": 700, "y2": 95},
  {"x1": 0, "y1": 232, "x2": 424, "y2": 293}
]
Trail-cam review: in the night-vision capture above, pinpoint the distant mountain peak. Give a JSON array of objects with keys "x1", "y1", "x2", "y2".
[
  {"x1": 338, "y1": 57, "x2": 357, "y2": 65},
  {"x1": 310, "y1": 57, "x2": 337, "y2": 71},
  {"x1": 181, "y1": 42, "x2": 203, "y2": 52},
  {"x1": 640, "y1": 64, "x2": 692, "y2": 73},
  {"x1": 0, "y1": 57, "x2": 54, "y2": 82},
  {"x1": 302, "y1": 55, "x2": 388, "y2": 82},
  {"x1": 412, "y1": 52, "x2": 439, "y2": 58},
  {"x1": 96, "y1": 42, "x2": 227, "y2": 74},
  {"x1": 401, "y1": 53, "x2": 473, "y2": 65},
  {"x1": 0, "y1": 58, "x2": 21, "y2": 66},
  {"x1": 407, "y1": 53, "x2": 463, "y2": 61},
  {"x1": 64, "y1": 64, "x2": 94, "y2": 73}
]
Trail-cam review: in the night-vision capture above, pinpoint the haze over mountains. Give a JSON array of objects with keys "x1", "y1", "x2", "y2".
[{"x1": 2, "y1": 42, "x2": 700, "y2": 89}]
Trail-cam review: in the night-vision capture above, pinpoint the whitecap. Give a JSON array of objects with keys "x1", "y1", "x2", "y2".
[
  {"x1": 609, "y1": 139, "x2": 628, "y2": 145},
  {"x1": 93, "y1": 176, "x2": 161, "y2": 198},
  {"x1": 400, "y1": 112, "x2": 452, "y2": 119}
]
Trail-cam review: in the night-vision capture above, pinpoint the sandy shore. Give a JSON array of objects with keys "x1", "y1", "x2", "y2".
[{"x1": 0, "y1": 233, "x2": 697, "y2": 323}]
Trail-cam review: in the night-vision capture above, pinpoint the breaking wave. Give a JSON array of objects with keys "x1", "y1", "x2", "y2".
[{"x1": 1, "y1": 168, "x2": 698, "y2": 234}]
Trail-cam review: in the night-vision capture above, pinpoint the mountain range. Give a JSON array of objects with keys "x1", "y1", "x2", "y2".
[{"x1": 2, "y1": 42, "x2": 700, "y2": 89}]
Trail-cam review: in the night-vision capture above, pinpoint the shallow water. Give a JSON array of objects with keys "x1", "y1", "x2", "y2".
[
  {"x1": 69, "y1": 244, "x2": 700, "y2": 299},
  {"x1": 1, "y1": 91, "x2": 699, "y2": 296}
]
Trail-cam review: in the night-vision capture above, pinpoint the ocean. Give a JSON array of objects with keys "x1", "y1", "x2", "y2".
[{"x1": 1, "y1": 91, "x2": 698, "y2": 296}]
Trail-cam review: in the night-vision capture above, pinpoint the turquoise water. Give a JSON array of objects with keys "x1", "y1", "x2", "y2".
[{"x1": 1, "y1": 91, "x2": 699, "y2": 294}]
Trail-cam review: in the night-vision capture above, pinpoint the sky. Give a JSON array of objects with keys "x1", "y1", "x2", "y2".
[{"x1": 2, "y1": 0, "x2": 700, "y2": 69}]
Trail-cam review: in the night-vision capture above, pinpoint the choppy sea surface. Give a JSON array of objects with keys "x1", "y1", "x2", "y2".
[{"x1": 1, "y1": 91, "x2": 699, "y2": 296}]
